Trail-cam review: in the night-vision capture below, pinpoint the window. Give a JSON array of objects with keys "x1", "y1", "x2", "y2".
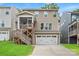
[
  {"x1": 53, "y1": 14, "x2": 56, "y2": 17},
  {"x1": 2, "y1": 32, "x2": 6, "y2": 34},
  {"x1": 15, "y1": 21, "x2": 18, "y2": 28},
  {"x1": 45, "y1": 23, "x2": 48, "y2": 30},
  {"x1": 41, "y1": 23, "x2": 44, "y2": 30},
  {"x1": 37, "y1": 36, "x2": 41, "y2": 37},
  {"x1": 72, "y1": 15, "x2": 77, "y2": 21},
  {"x1": 1, "y1": 21, "x2": 4, "y2": 27},
  {"x1": 53, "y1": 12, "x2": 57, "y2": 17},
  {"x1": 28, "y1": 20, "x2": 32, "y2": 24},
  {"x1": 6, "y1": 11, "x2": 9, "y2": 15},
  {"x1": 20, "y1": 17, "x2": 27, "y2": 24},
  {"x1": 34, "y1": 11, "x2": 39, "y2": 16},
  {"x1": 15, "y1": 21, "x2": 17, "y2": 26},
  {"x1": 49, "y1": 23, "x2": 52, "y2": 30},
  {"x1": 52, "y1": 36, "x2": 56, "y2": 37},
  {"x1": 44, "y1": 11, "x2": 48, "y2": 17}
]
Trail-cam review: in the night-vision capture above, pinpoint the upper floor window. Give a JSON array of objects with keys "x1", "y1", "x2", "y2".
[
  {"x1": 45, "y1": 23, "x2": 48, "y2": 30},
  {"x1": 6, "y1": 11, "x2": 9, "y2": 15},
  {"x1": 28, "y1": 17, "x2": 32, "y2": 24},
  {"x1": 44, "y1": 11, "x2": 48, "y2": 17},
  {"x1": 41, "y1": 23, "x2": 44, "y2": 30},
  {"x1": 40, "y1": 23, "x2": 52, "y2": 31},
  {"x1": 1, "y1": 21, "x2": 5, "y2": 27},
  {"x1": 34, "y1": 11, "x2": 39, "y2": 16},
  {"x1": 72, "y1": 15, "x2": 77, "y2": 21},
  {"x1": 28, "y1": 20, "x2": 32, "y2": 24},
  {"x1": 53, "y1": 12, "x2": 57, "y2": 17},
  {"x1": 49, "y1": 23, "x2": 52, "y2": 30}
]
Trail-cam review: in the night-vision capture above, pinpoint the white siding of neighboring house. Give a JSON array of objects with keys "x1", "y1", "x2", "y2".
[{"x1": 0, "y1": 8, "x2": 11, "y2": 28}]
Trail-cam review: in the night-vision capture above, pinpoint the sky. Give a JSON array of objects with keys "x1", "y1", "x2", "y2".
[{"x1": 0, "y1": 3, "x2": 79, "y2": 16}]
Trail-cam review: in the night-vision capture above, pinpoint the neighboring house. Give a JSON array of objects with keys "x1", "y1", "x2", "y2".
[
  {"x1": 61, "y1": 11, "x2": 79, "y2": 44},
  {"x1": 60, "y1": 12, "x2": 71, "y2": 43},
  {"x1": 0, "y1": 7, "x2": 16, "y2": 41},
  {"x1": 68, "y1": 12, "x2": 79, "y2": 44},
  {"x1": 0, "y1": 7, "x2": 60, "y2": 45}
]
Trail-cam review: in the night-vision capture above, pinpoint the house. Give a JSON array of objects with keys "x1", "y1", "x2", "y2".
[
  {"x1": 0, "y1": 7, "x2": 60, "y2": 45},
  {"x1": 68, "y1": 12, "x2": 79, "y2": 44},
  {"x1": 61, "y1": 11, "x2": 79, "y2": 44},
  {"x1": 60, "y1": 12, "x2": 71, "y2": 43},
  {"x1": 0, "y1": 7, "x2": 16, "y2": 41}
]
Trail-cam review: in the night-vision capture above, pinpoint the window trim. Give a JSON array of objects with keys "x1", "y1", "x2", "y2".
[
  {"x1": 44, "y1": 11, "x2": 48, "y2": 17},
  {"x1": 34, "y1": 11, "x2": 39, "y2": 16},
  {"x1": 72, "y1": 15, "x2": 77, "y2": 21}
]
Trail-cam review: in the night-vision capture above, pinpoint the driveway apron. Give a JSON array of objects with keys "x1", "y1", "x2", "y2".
[{"x1": 32, "y1": 45, "x2": 76, "y2": 56}]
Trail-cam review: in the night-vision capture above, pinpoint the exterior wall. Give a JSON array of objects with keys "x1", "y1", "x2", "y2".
[
  {"x1": 0, "y1": 7, "x2": 17, "y2": 30},
  {"x1": 0, "y1": 7, "x2": 11, "y2": 28},
  {"x1": 10, "y1": 7, "x2": 17, "y2": 30},
  {"x1": 68, "y1": 13, "x2": 79, "y2": 44},
  {"x1": 17, "y1": 14, "x2": 34, "y2": 29},
  {"x1": 25, "y1": 10, "x2": 59, "y2": 32},
  {"x1": 0, "y1": 7, "x2": 60, "y2": 44},
  {"x1": 0, "y1": 7, "x2": 17, "y2": 40},
  {"x1": 77, "y1": 34, "x2": 79, "y2": 44},
  {"x1": 23, "y1": 10, "x2": 60, "y2": 44},
  {"x1": 60, "y1": 12, "x2": 71, "y2": 43}
]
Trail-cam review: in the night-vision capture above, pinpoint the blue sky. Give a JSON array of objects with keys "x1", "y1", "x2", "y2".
[{"x1": 0, "y1": 3, "x2": 79, "y2": 15}]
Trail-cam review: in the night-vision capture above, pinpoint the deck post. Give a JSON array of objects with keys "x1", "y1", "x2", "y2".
[
  {"x1": 77, "y1": 21, "x2": 78, "y2": 45},
  {"x1": 68, "y1": 26, "x2": 70, "y2": 44}
]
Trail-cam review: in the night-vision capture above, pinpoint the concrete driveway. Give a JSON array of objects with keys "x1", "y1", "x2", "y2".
[{"x1": 32, "y1": 45, "x2": 76, "y2": 56}]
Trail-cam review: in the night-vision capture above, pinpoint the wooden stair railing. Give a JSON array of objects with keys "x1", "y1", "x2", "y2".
[{"x1": 13, "y1": 29, "x2": 31, "y2": 45}]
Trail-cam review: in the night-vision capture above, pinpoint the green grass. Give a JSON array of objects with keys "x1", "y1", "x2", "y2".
[
  {"x1": 63, "y1": 44, "x2": 79, "y2": 55},
  {"x1": 0, "y1": 41, "x2": 34, "y2": 56}
]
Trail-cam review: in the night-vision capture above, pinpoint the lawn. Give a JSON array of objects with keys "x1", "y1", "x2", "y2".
[
  {"x1": 63, "y1": 44, "x2": 79, "y2": 55},
  {"x1": 0, "y1": 41, "x2": 34, "y2": 56}
]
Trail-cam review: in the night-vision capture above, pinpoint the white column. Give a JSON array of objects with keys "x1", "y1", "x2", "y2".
[
  {"x1": 18, "y1": 17, "x2": 20, "y2": 29},
  {"x1": 32, "y1": 16, "x2": 33, "y2": 27}
]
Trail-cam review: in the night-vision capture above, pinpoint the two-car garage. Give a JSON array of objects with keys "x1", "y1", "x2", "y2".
[{"x1": 36, "y1": 34, "x2": 58, "y2": 45}]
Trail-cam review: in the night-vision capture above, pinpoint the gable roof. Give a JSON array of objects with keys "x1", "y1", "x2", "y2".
[
  {"x1": 68, "y1": 11, "x2": 79, "y2": 14},
  {"x1": 17, "y1": 11, "x2": 34, "y2": 16},
  {"x1": 22, "y1": 9, "x2": 58, "y2": 11}
]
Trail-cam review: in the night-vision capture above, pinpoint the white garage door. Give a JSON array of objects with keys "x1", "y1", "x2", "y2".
[
  {"x1": 36, "y1": 35, "x2": 57, "y2": 45},
  {"x1": 0, "y1": 31, "x2": 9, "y2": 41}
]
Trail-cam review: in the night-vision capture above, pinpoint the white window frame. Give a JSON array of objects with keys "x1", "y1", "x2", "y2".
[
  {"x1": 18, "y1": 15, "x2": 33, "y2": 29},
  {"x1": 72, "y1": 15, "x2": 77, "y2": 21},
  {"x1": 44, "y1": 11, "x2": 48, "y2": 17},
  {"x1": 34, "y1": 11, "x2": 39, "y2": 16}
]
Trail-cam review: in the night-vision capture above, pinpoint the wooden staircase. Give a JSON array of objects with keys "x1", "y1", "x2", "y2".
[
  {"x1": 12, "y1": 24, "x2": 34, "y2": 45},
  {"x1": 12, "y1": 18, "x2": 36, "y2": 45}
]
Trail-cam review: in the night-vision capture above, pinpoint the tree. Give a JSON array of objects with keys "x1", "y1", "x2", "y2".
[
  {"x1": 41, "y1": 3, "x2": 59, "y2": 9},
  {"x1": 73, "y1": 9, "x2": 79, "y2": 12}
]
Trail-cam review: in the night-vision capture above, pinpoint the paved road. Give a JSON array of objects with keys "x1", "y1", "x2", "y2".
[{"x1": 32, "y1": 45, "x2": 76, "y2": 56}]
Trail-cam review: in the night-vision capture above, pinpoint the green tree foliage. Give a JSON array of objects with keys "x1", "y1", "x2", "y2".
[
  {"x1": 41, "y1": 3, "x2": 59, "y2": 9},
  {"x1": 73, "y1": 9, "x2": 79, "y2": 12}
]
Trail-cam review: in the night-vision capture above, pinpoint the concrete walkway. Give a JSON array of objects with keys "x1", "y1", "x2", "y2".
[{"x1": 32, "y1": 45, "x2": 76, "y2": 56}]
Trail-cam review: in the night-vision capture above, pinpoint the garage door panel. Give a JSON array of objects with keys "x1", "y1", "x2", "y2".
[
  {"x1": 0, "y1": 31, "x2": 9, "y2": 41},
  {"x1": 36, "y1": 35, "x2": 57, "y2": 45}
]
